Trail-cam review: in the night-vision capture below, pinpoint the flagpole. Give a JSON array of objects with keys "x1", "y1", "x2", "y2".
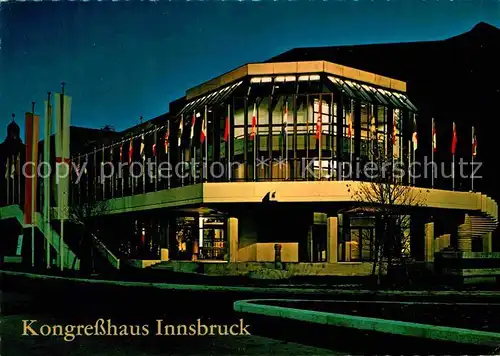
[
  {"x1": 254, "y1": 102, "x2": 257, "y2": 181},
  {"x1": 413, "y1": 144, "x2": 416, "y2": 187},
  {"x1": 408, "y1": 139, "x2": 411, "y2": 186},
  {"x1": 452, "y1": 153, "x2": 455, "y2": 191},
  {"x1": 285, "y1": 101, "x2": 289, "y2": 180},
  {"x1": 228, "y1": 104, "x2": 231, "y2": 182},
  {"x1": 15, "y1": 114, "x2": 20, "y2": 204},
  {"x1": 154, "y1": 127, "x2": 158, "y2": 191},
  {"x1": 181, "y1": 115, "x2": 184, "y2": 187},
  {"x1": 167, "y1": 121, "x2": 171, "y2": 189},
  {"x1": 44, "y1": 93, "x2": 52, "y2": 269},
  {"x1": 350, "y1": 100, "x2": 353, "y2": 171},
  {"x1": 142, "y1": 133, "x2": 145, "y2": 193},
  {"x1": 6, "y1": 156, "x2": 9, "y2": 204},
  {"x1": 471, "y1": 126, "x2": 474, "y2": 192},
  {"x1": 59, "y1": 84, "x2": 66, "y2": 271},
  {"x1": 31, "y1": 101, "x2": 36, "y2": 269},
  {"x1": 204, "y1": 105, "x2": 208, "y2": 182},
  {"x1": 102, "y1": 145, "x2": 105, "y2": 198},
  {"x1": 11, "y1": 154, "x2": 15, "y2": 204},
  {"x1": 431, "y1": 118, "x2": 434, "y2": 189},
  {"x1": 318, "y1": 96, "x2": 322, "y2": 181}
]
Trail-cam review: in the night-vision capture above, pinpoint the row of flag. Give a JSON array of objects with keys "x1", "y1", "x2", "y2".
[
  {"x1": 431, "y1": 118, "x2": 478, "y2": 156},
  {"x1": 72, "y1": 105, "x2": 480, "y2": 173}
]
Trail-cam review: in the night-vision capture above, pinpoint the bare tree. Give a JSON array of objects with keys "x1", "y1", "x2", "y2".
[
  {"x1": 66, "y1": 200, "x2": 109, "y2": 271},
  {"x1": 347, "y1": 142, "x2": 424, "y2": 286}
]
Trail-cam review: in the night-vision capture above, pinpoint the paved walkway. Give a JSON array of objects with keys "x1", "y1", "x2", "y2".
[{"x1": 2, "y1": 270, "x2": 500, "y2": 298}]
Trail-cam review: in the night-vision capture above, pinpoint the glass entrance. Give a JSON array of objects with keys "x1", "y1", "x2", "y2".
[
  {"x1": 199, "y1": 217, "x2": 226, "y2": 261},
  {"x1": 343, "y1": 216, "x2": 375, "y2": 262}
]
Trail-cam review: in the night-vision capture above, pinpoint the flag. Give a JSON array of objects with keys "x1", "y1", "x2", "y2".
[
  {"x1": 316, "y1": 109, "x2": 322, "y2": 140},
  {"x1": 4, "y1": 157, "x2": 9, "y2": 179},
  {"x1": 24, "y1": 112, "x2": 40, "y2": 225},
  {"x1": 472, "y1": 126, "x2": 477, "y2": 157},
  {"x1": 392, "y1": 110, "x2": 398, "y2": 145},
  {"x1": 347, "y1": 112, "x2": 353, "y2": 138},
  {"x1": 370, "y1": 117, "x2": 376, "y2": 138},
  {"x1": 451, "y1": 121, "x2": 457, "y2": 155},
  {"x1": 164, "y1": 126, "x2": 170, "y2": 154},
  {"x1": 15, "y1": 153, "x2": 20, "y2": 176},
  {"x1": 152, "y1": 140, "x2": 157, "y2": 157},
  {"x1": 412, "y1": 117, "x2": 418, "y2": 151},
  {"x1": 250, "y1": 103, "x2": 257, "y2": 140},
  {"x1": 53, "y1": 92, "x2": 71, "y2": 222},
  {"x1": 119, "y1": 143, "x2": 123, "y2": 162},
  {"x1": 128, "y1": 138, "x2": 133, "y2": 164},
  {"x1": 140, "y1": 134, "x2": 145, "y2": 161},
  {"x1": 432, "y1": 118, "x2": 437, "y2": 152},
  {"x1": 200, "y1": 111, "x2": 207, "y2": 144},
  {"x1": 283, "y1": 102, "x2": 289, "y2": 135},
  {"x1": 190, "y1": 112, "x2": 197, "y2": 142},
  {"x1": 178, "y1": 116, "x2": 184, "y2": 147},
  {"x1": 9, "y1": 155, "x2": 14, "y2": 179},
  {"x1": 223, "y1": 114, "x2": 230, "y2": 142}
]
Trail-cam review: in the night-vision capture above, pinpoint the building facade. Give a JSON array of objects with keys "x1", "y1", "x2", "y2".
[{"x1": 0, "y1": 60, "x2": 497, "y2": 279}]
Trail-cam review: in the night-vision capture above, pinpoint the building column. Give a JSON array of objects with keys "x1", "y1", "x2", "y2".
[
  {"x1": 440, "y1": 234, "x2": 451, "y2": 251},
  {"x1": 457, "y1": 214, "x2": 472, "y2": 252},
  {"x1": 326, "y1": 217, "x2": 338, "y2": 263},
  {"x1": 483, "y1": 232, "x2": 493, "y2": 253},
  {"x1": 424, "y1": 222, "x2": 434, "y2": 262},
  {"x1": 227, "y1": 217, "x2": 239, "y2": 262},
  {"x1": 306, "y1": 226, "x2": 313, "y2": 262}
]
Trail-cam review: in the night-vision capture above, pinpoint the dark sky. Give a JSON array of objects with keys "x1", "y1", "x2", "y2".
[{"x1": 1, "y1": 1, "x2": 499, "y2": 137}]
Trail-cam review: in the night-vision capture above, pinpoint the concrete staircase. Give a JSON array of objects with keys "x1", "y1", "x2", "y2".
[
  {"x1": 457, "y1": 194, "x2": 498, "y2": 252},
  {"x1": 0, "y1": 204, "x2": 79, "y2": 270}
]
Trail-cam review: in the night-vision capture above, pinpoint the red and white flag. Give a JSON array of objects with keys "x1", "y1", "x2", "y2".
[
  {"x1": 451, "y1": 122, "x2": 457, "y2": 155},
  {"x1": 128, "y1": 138, "x2": 133, "y2": 164},
  {"x1": 392, "y1": 110, "x2": 398, "y2": 145},
  {"x1": 190, "y1": 112, "x2": 196, "y2": 141},
  {"x1": 140, "y1": 134, "x2": 145, "y2": 161},
  {"x1": 412, "y1": 117, "x2": 418, "y2": 151},
  {"x1": 250, "y1": 103, "x2": 257, "y2": 140},
  {"x1": 200, "y1": 111, "x2": 207, "y2": 144},
  {"x1": 472, "y1": 126, "x2": 477, "y2": 157},
  {"x1": 178, "y1": 116, "x2": 184, "y2": 147},
  {"x1": 223, "y1": 114, "x2": 230, "y2": 142},
  {"x1": 164, "y1": 125, "x2": 170, "y2": 154},
  {"x1": 432, "y1": 118, "x2": 437, "y2": 152},
  {"x1": 316, "y1": 111, "x2": 322, "y2": 140},
  {"x1": 347, "y1": 112, "x2": 353, "y2": 139}
]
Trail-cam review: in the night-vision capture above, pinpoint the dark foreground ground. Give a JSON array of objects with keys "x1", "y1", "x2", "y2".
[
  {"x1": 1, "y1": 272, "x2": 499, "y2": 355},
  {"x1": 0, "y1": 291, "x2": 336, "y2": 356}
]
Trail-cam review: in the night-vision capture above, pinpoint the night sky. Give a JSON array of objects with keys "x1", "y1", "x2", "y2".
[{"x1": 1, "y1": 1, "x2": 499, "y2": 137}]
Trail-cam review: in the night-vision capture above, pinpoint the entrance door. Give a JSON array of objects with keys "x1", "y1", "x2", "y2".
[{"x1": 199, "y1": 218, "x2": 226, "y2": 261}]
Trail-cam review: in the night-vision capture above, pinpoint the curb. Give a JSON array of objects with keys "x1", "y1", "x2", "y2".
[{"x1": 233, "y1": 299, "x2": 500, "y2": 347}]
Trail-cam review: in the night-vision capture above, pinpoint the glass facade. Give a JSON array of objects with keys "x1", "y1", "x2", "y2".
[{"x1": 70, "y1": 74, "x2": 417, "y2": 204}]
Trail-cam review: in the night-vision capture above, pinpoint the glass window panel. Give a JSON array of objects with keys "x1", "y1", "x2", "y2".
[
  {"x1": 272, "y1": 96, "x2": 284, "y2": 125},
  {"x1": 234, "y1": 106, "x2": 245, "y2": 126},
  {"x1": 257, "y1": 97, "x2": 269, "y2": 133},
  {"x1": 234, "y1": 127, "x2": 244, "y2": 139}
]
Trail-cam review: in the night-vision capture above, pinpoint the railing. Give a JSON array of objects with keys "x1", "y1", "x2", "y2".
[{"x1": 89, "y1": 232, "x2": 120, "y2": 270}]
